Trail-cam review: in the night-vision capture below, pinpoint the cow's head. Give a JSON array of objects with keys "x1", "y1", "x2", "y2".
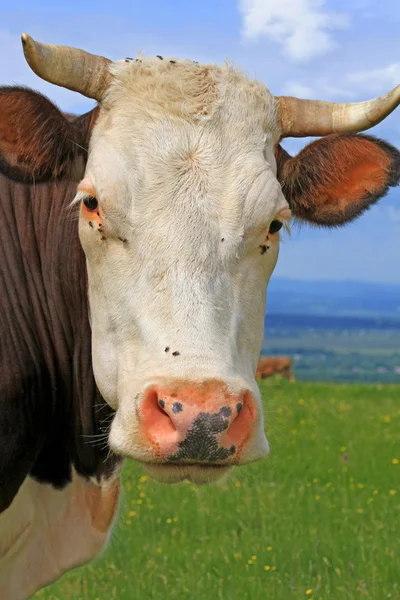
[{"x1": 1, "y1": 34, "x2": 399, "y2": 484}]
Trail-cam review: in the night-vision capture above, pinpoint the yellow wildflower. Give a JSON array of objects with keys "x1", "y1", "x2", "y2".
[
  {"x1": 129, "y1": 511, "x2": 136, "y2": 517},
  {"x1": 251, "y1": 555, "x2": 257, "y2": 561},
  {"x1": 266, "y1": 546, "x2": 272, "y2": 551},
  {"x1": 233, "y1": 553, "x2": 240, "y2": 559},
  {"x1": 298, "y1": 398, "x2": 304, "y2": 405},
  {"x1": 166, "y1": 518, "x2": 172, "y2": 523},
  {"x1": 389, "y1": 490, "x2": 397, "y2": 496},
  {"x1": 306, "y1": 590, "x2": 313, "y2": 595},
  {"x1": 392, "y1": 458, "x2": 399, "y2": 465},
  {"x1": 235, "y1": 481, "x2": 241, "y2": 488},
  {"x1": 139, "y1": 475, "x2": 148, "y2": 483},
  {"x1": 264, "y1": 565, "x2": 271, "y2": 571},
  {"x1": 156, "y1": 547, "x2": 163, "y2": 553}
]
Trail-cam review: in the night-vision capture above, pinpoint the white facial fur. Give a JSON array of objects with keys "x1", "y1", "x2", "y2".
[{"x1": 77, "y1": 57, "x2": 291, "y2": 481}]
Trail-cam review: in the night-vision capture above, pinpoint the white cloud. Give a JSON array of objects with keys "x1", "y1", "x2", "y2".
[
  {"x1": 318, "y1": 83, "x2": 355, "y2": 99},
  {"x1": 283, "y1": 81, "x2": 315, "y2": 98},
  {"x1": 239, "y1": 0, "x2": 349, "y2": 62},
  {"x1": 346, "y1": 63, "x2": 400, "y2": 94},
  {"x1": 280, "y1": 62, "x2": 400, "y2": 108}
]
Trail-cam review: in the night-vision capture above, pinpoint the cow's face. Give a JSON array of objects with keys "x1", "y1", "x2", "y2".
[
  {"x1": 2, "y1": 35, "x2": 400, "y2": 484},
  {"x1": 76, "y1": 60, "x2": 290, "y2": 483}
]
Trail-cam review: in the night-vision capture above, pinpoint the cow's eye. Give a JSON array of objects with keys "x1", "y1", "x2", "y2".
[
  {"x1": 269, "y1": 220, "x2": 283, "y2": 234},
  {"x1": 83, "y1": 196, "x2": 98, "y2": 211}
]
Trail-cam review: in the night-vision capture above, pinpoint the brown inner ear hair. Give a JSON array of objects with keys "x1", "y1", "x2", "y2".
[
  {"x1": 0, "y1": 86, "x2": 98, "y2": 184},
  {"x1": 274, "y1": 133, "x2": 400, "y2": 227}
]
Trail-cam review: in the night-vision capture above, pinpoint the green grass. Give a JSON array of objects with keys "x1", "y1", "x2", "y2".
[{"x1": 35, "y1": 381, "x2": 400, "y2": 600}]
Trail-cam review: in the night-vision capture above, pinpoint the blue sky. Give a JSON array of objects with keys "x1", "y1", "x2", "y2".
[{"x1": 1, "y1": 0, "x2": 400, "y2": 283}]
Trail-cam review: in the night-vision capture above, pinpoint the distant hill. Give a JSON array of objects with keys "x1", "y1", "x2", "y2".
[{"x1": 266, "y1": 278, "x2": 400, "y2": 319}]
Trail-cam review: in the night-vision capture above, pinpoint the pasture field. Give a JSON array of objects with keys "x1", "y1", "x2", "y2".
[{"x1": 35, "y1": 381, "x2": 400, "y2": 600}]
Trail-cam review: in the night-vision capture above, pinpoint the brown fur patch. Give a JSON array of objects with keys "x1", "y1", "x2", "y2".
[
  {"x1": 0, "y1": 87, "x2": 98, "y2": 183},
  {"x1": 275, "y1": 134, "x2": 400, "y2": 227}
]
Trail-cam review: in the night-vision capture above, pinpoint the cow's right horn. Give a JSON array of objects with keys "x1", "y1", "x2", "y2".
[
  {"x1": 276, "y1": 86, "x2": 400, "y2": 138},
  {"x1": 21, "y1": 33, "x2": 112, "y2": 101}
]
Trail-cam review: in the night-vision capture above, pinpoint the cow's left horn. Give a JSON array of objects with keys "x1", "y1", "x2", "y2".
[
  {"x1": 276, "y1": 86, "x2": 400, "y2": 138},
  {"x1": 21, "y1": 33, "x2": 112, "y2": 101}
]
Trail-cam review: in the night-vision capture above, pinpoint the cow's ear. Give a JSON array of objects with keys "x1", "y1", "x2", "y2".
[
  {"x1": 275, "y1": 134, "x2": 400, "y2": 227},
  {"x1": 0, "y1": 86, "x2": 98, "y2": 184}
]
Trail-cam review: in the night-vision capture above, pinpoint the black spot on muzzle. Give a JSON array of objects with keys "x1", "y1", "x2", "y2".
[
  {"x1": 172, "y1": 402, "x2": 183, "y2": 414},
  {"x1": 167, "y1": 408, "x2": 236, "y2": 463}
]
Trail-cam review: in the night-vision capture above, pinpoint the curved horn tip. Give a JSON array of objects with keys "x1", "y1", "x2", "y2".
[
  {"x1": 21, "y1": 33, "x2": 36, "y2": 59},
  {"x1": 20, "y1": 33, "x2": 42, "y2": 74},
  {"x1": 21, "y1": 32, "x2": 33, "y2": 48}
]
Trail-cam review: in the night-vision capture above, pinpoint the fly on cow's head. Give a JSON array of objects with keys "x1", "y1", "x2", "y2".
[{"x1": 0, "y1": 33, "x2": 399, "y2": 485}]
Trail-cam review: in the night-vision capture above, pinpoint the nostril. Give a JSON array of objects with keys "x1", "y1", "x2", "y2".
[
  {"x1": 158, "y1": 399, "x2": 166, "y2": 409},
  {"x1": 236, "y1": 402, "x2": 243, "y2": 414},
  {"x1": 220, "y1": 406, "x2": 232, "y2": 418},
  {"x1": 172, "y1": 402, "x2": 183, "y2": 414}
]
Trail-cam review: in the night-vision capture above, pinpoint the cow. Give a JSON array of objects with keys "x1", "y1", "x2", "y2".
[
  {"x1": 256, "y1": 356, "x2": 294, "y2": 382},
  {"x1": 1, "y1": 33, "x2": 400, "y2": 598}
]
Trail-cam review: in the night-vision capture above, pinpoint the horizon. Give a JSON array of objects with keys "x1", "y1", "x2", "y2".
[{"x1": 270, "y1": 276, "x2": 400, "y2": 287}]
